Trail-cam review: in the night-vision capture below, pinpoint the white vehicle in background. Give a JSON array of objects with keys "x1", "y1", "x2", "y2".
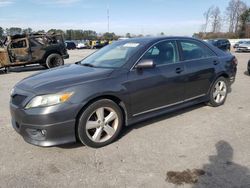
[
  {"x1": 233, "y1": 40, "x2": 245, "y2": 49},
  {"x1": 76, "y1": 42, "x2": 87, "y2": 49},
  {"x1": 236, "y1": 41, "x2": 250, "y2": 52}
]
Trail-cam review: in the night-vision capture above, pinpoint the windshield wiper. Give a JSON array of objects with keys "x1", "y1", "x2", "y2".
[{"x1": 81, "y1": 63, "x2": 95, "y2": 67}]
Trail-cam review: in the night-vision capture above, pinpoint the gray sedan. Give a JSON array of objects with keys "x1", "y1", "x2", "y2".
[{"x1": 10, "y1": 37, "x2": 237, "y2": 148}]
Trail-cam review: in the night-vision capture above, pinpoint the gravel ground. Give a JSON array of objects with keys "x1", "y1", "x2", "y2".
[{"x1": 0, "y1": 49, "x2": 250, "y2": 188}]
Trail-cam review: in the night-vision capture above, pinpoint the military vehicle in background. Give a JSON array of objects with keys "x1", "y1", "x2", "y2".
[{"x1": 0, "y1": 32, "x2": 69, "y2": 73}]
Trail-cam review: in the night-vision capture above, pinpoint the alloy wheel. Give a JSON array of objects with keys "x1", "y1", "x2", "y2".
[
  {"x1": 213, "y1": 81, "x2": 227, "y2": 104},
  {"x1": 85, "y1": 107, "x2": 119, "y2": 143}
]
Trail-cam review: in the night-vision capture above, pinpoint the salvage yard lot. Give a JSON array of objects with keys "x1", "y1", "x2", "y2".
[{"x1": 0, "y1": 50, "x2": 250, "y2": 187}]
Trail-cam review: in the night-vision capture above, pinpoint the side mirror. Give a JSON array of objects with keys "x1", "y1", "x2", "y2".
[{"x1": 135, "y1": 59, "x2": 155, "y2": 69}]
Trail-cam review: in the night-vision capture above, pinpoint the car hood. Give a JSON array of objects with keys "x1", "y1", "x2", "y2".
[
  {"x1": 16, "y1": 64, "x2": 114, "y2": 94},
  {"x1": 239, "y1": 43, "x2": 250, "y2": 47}
]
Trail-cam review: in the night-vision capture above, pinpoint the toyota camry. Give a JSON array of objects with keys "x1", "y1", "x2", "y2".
[{"x1": 10, "y1": 37, "x2": 237, "y2": 148}]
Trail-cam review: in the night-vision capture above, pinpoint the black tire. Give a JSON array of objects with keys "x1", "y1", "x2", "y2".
[
  {"x1": 208, "y1": 77, "x2": 229, "y2": 107},
  {"x1": 4, "y1": 67, "x2": 10, "y2": 74},
  {"x1": 77, "y1": 99, "x2": 123, "y2": 148},
  {"x1": 45, "y1": 53, "x2": 64, "y2": 69},
  {"x1": 248, "y1": 60, "x2": 250, "y2": 75}
]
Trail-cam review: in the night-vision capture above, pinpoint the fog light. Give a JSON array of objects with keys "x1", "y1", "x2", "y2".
[
  {"x1": 26, "y1": 128, "x2": 39, "y2": 136},
  {"x1": 26, "y1": 128, "x2": 47, "y2": 141}
]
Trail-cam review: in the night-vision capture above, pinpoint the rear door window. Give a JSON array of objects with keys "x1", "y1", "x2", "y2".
[{"x1": 180, "y1": 40, "x2": 215, "y2": 61}]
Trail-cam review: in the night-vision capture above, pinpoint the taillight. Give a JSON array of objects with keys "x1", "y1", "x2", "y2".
[{"x1": 232, "y1": 57, "x2": 238, "y2": 65}]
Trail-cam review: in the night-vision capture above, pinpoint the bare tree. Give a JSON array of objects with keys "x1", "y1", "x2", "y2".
[
  {"x1": 226, "y1": 0, "x2": 247, "y2": 33},
  {"x1": 202, "y1": 6, "x2": 214, "y2": 33},
  {"x1": 210, "y1": 7, "x2": 222, "y2": 33}
]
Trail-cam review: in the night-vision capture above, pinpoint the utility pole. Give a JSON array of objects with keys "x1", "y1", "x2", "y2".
[{"x1": 107, "y1": 4, "x2": 110, "y2": 33}]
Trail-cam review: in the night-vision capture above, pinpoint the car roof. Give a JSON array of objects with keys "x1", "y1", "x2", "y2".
[
  {"x1": 119, "y1": 36, "x2": 201, "y2": 44},
  {"x1": 114, "y1": 36, "x2": 228, "y2": 57}
]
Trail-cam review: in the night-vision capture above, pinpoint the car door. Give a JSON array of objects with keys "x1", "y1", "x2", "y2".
[
  {"x1": 126, "y1": 40, "x2": 186, "y2": 116},
  {"x1": 29, "y1": 37, "x2": 45, "y2": 62},
  {"x1": 178, "y1": 39, "x2": 218, "y2": 100},
  {"x1": 8, "y1": 38, "x2": 30, "y2": 62}
]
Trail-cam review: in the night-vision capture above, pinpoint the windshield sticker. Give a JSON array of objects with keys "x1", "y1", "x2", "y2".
[{"x1": 123, "y1": 43, "x2": 140, "y2": 48}]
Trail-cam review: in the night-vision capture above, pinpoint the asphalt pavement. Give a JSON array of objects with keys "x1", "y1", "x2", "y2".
[{"x1": 0, "y1": 49, "x2": 250, "y2": 188}]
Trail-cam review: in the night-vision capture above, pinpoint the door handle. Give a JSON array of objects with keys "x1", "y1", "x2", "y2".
[
  {"x1": 176, "y1": 67, "x2": 184, "y2": 74},
  {"x1": 213, "y1": 60, "x2": 219, "y2": 65}
]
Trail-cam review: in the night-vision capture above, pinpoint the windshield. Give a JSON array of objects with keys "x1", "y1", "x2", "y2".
[{"x1": 80, "y1": 41, "x2": 141, "y2": 68}]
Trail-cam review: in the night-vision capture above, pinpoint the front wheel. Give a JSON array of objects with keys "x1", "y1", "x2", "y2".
[
  {"x1": 208, "y1": 77, "x2": 228, "y2": 107},
  {"x1": 45, "y1": 54, "x2": 64, "y2": 69},
  {"x1": 4, "y1": 67, "x2": 10, "y2": 74},
  {"x1": 77, "y1": 99, "x2": 123, "y2": 148}
]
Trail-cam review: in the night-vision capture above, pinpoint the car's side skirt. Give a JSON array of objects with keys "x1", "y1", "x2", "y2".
[
  {"x1": 127, "y1": 94, "x2": 208, "y2": 126},
  {"x1": 133, "y1": 94, "x2": 206, "y2": 117}
]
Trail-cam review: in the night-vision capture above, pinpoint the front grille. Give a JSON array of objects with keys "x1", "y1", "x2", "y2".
[{"x1": 11, "y1": 94, "x2": 27, "y2": 106}]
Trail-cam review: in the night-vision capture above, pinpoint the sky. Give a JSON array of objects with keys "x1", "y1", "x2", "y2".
[{"x1": 0, "y1": 0, "x2": 249, "y2": 36}]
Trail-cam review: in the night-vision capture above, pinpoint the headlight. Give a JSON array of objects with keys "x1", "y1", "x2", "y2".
[
  {"x1": 25, "y1": 92, "x2": 74, "y2": 109},
  {"x1": 10, "y1": 88, "x2": 15, "y2": 96}
]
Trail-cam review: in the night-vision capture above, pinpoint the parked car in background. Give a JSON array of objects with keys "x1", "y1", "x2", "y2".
[
  {"x1": 10, "y1": 37, "x2": 237, "y2": 148},
  {"x1": 207, "y1": 39, "x2": 231, "y2": 51},
  {"x1": 233, "y1": 40, "x2": 245, "y2": 49},
  {"x1": 88, "y1": 40, "x2": 110, "y2": 49},
  {"x1": 92, "y1": 41, "x2": 109, "y2": 49},
  {"x1": 65, "y1": 41, "x2": 76, "y2": 50},
  {"x1": 76, "y1": 42, "x2": 88, "y2": 49},
  {"x1": 236, "y1": 41, "x2": 250, "y2": 52},
  {"x1": 0, "y1": 33, "x2": 69, "y2": 73}
]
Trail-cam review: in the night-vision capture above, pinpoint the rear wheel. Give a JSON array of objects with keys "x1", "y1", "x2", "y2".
[
  {"x1": 208, "y1": 77, "x2": 228, "y2": 107},
  {"x1": 77, "y1": 99, "x2": 123, "y2": 148},
  {"x1": 248, "y1": 60, "x2": 250, "y2": 75},
  {"x1": 45, "y1": 53, "x2": 64, "y2": 69}
]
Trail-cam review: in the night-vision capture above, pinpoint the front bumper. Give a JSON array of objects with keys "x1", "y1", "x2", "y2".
[
  {"x1": 236, "y1": 48, "x2": 250, "y2": 52},
  {"x1": 10, "y1": 101, "x2": 80, "y2": 147}
]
